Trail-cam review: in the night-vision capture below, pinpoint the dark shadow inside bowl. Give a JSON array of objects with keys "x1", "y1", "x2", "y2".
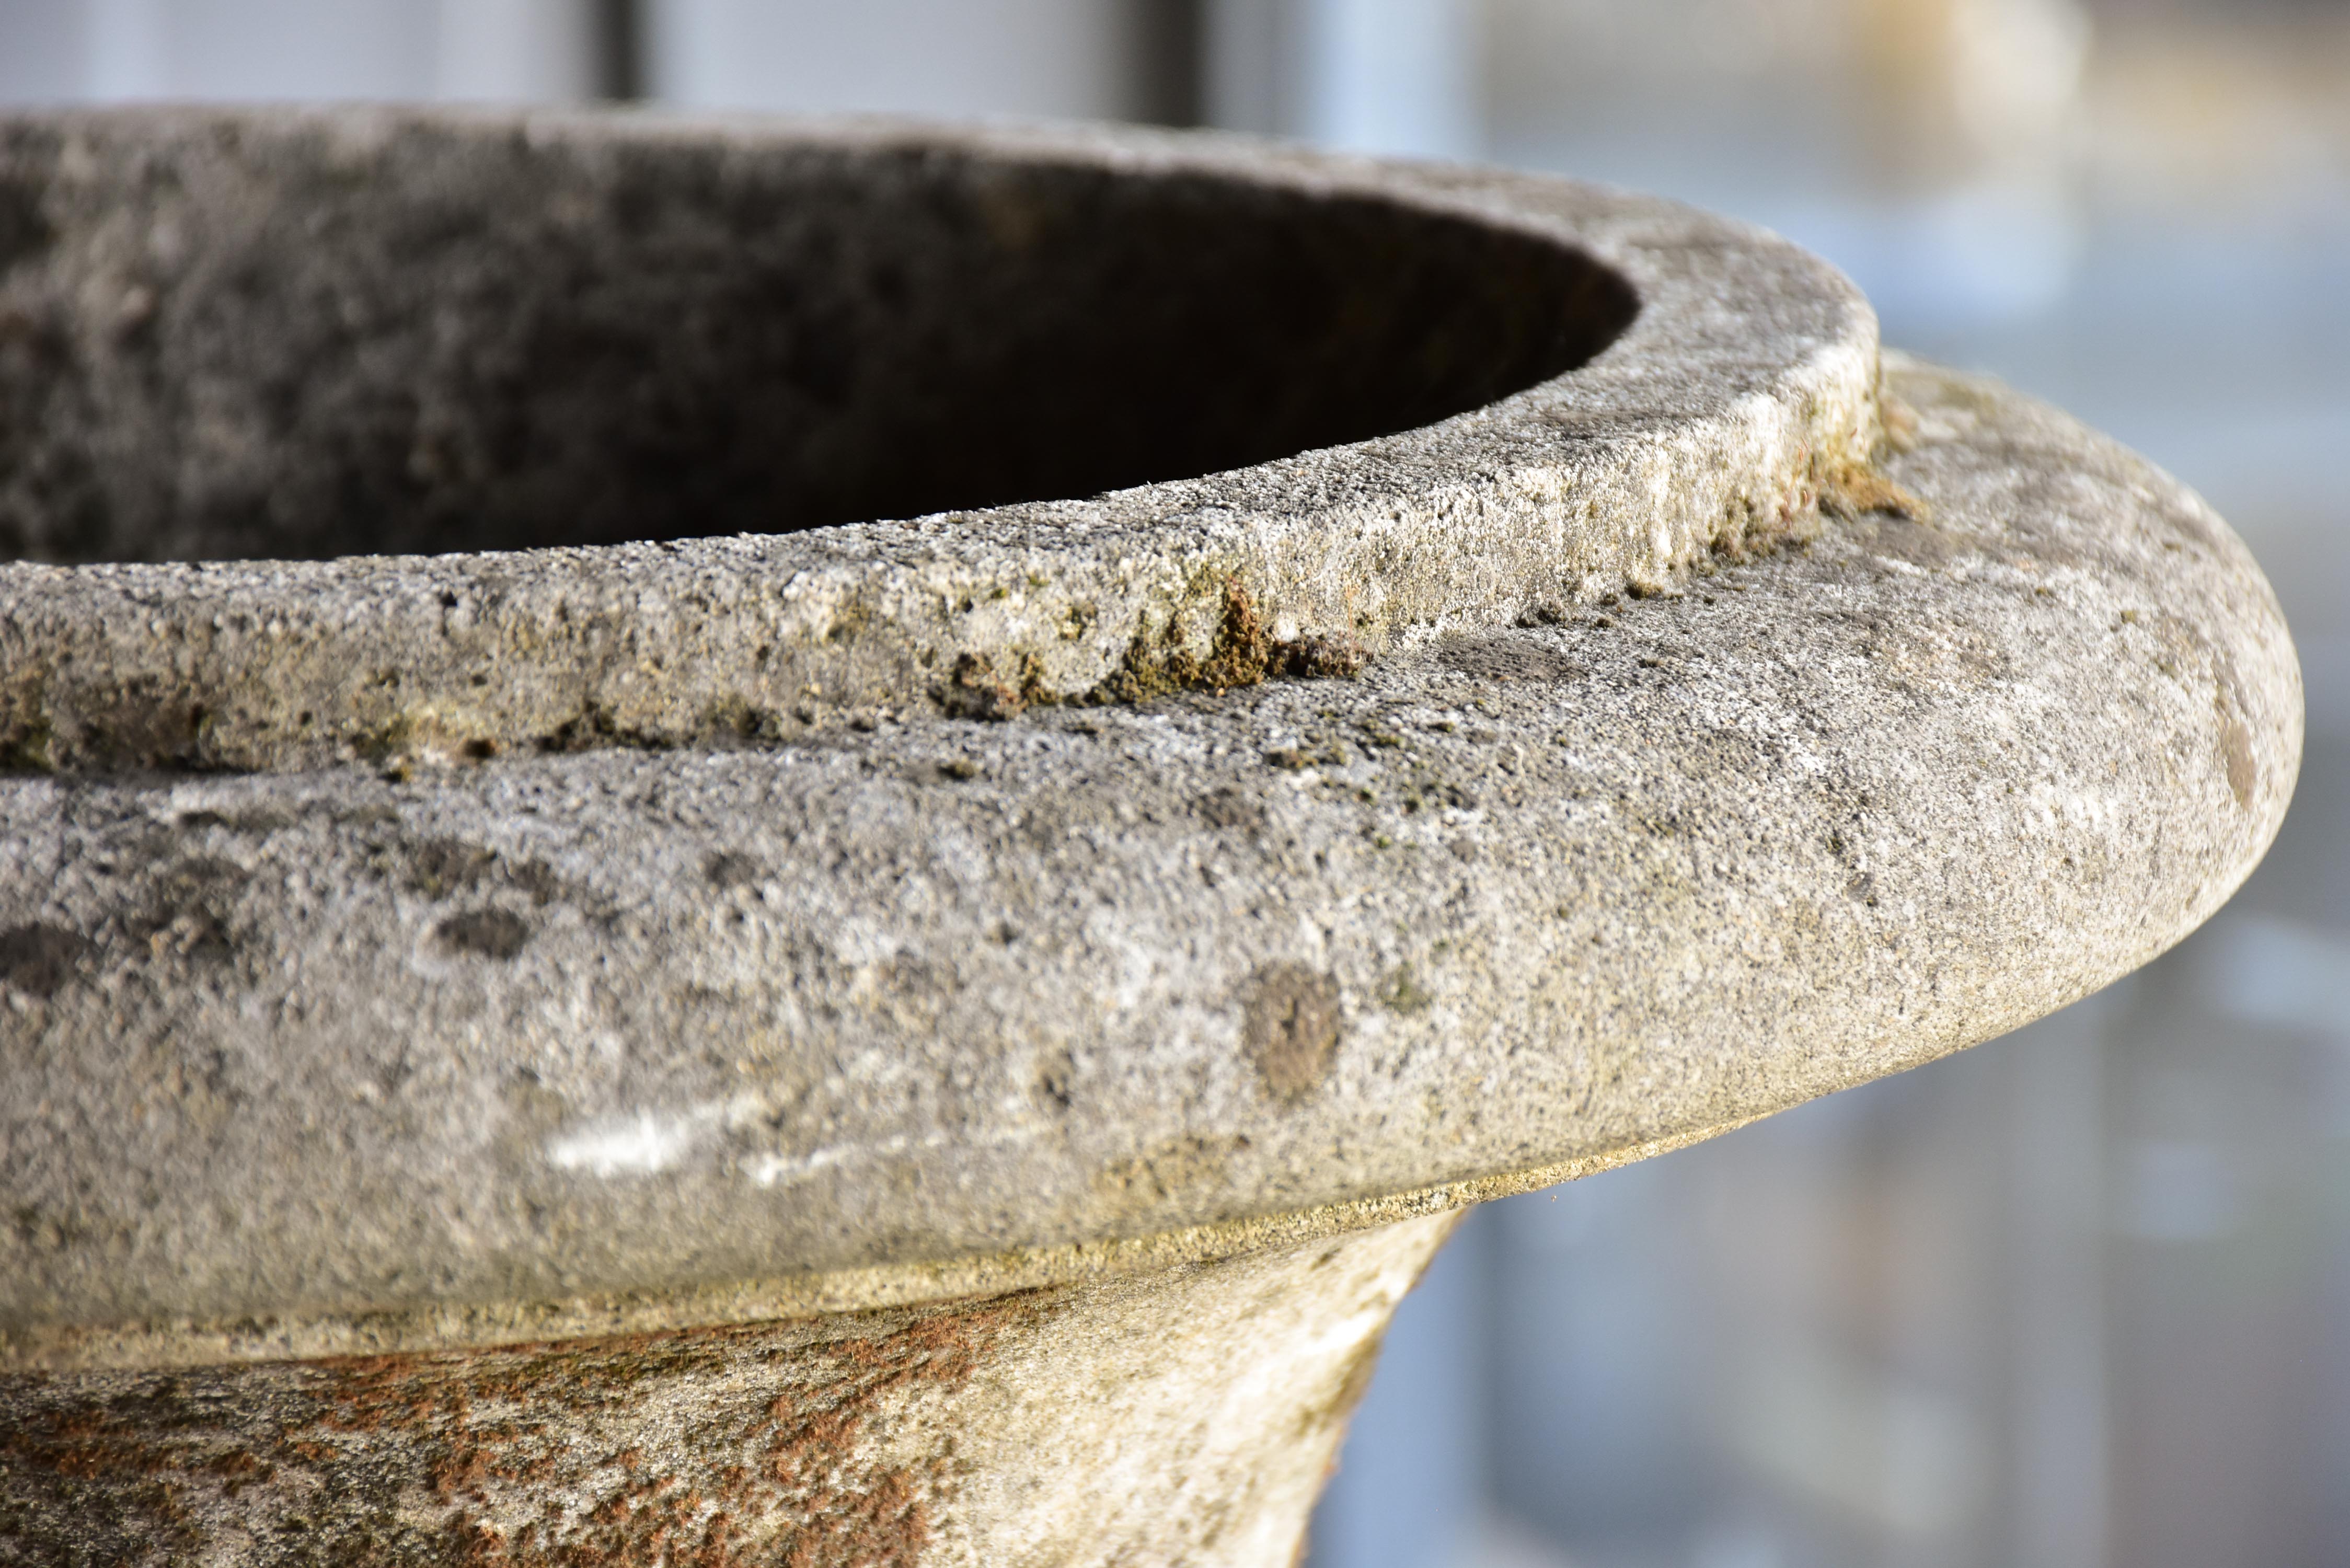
[{"x1": 0, "y1": 118, "x2": 1637, "y2": 562}]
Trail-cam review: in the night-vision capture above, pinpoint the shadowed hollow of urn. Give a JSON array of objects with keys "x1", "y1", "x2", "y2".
[{"x1": 0, "y1": 118, "x2": 1635, "y2": 564}]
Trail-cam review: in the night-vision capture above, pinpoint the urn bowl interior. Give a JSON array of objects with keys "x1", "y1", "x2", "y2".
[{"x1": 0, "y1": 116, "x2": 1638, "y2": 564}]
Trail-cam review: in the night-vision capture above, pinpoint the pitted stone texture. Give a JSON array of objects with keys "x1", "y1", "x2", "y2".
[
  {"x1": 0, "y1": 107, "x2": 1881, "y2": 774},
  {"x1": 0, "y1": 1209, "x2": 1452, "y2": 1567},
  {"x1": 0, "y1": 359, "x2": 2299, "y2": 1364}
]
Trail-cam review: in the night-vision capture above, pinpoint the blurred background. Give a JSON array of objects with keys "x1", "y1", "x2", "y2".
[{"x1": 2, "y1": 2, "x2": 2343, "y2": 1564}]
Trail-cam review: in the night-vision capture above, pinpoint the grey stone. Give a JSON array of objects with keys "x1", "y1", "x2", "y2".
[
  {"x1": 0, "y1": 106, "x2": 2301, "y2": 1564},
  {"x1": 0, "y1": 106, "x2": 1874, "y2": 775},
  {"x1": 0, "y1": 1212, "x2": 1457, "y2": 1568}
]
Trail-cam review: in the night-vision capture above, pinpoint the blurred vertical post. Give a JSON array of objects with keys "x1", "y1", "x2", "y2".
[
  {"x1": 1133, "y1": 0, "x2": 1206, "y2": 128},
  {"x1": 1203, "y1": 0, "x2": 1481, "y2": 157},
  {"x1": 0, "y1": 1, "x2": 629, "y2": 104},
  {"x1": 434, "y1": 0, "x2": 613, "y2": 102},
  {"x1": 638, "y1": 0, "x2": 1199, "y2": 124},
  {"x1": 593, "y1": 0, "x2": 643, "y2": 100}
]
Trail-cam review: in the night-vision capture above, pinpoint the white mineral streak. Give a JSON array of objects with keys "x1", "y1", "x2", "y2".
[{"x1": 545, "y1": 1112, "x2": 699, "y2": 1177}]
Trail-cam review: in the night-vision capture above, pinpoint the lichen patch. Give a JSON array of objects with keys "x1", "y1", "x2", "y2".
[{"x1": 1243, "y1": 964, "x2": 1344, "y2": 1102}]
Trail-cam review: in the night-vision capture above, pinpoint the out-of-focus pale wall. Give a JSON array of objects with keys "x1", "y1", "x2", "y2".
[
  {"x1": 1205, "y1": 0, "x2": 1481, "y2": 156},
  {"x1": 0, "y1": 0, "x2": 613, "y2": 103},
  {"x1": 644, "y1": 0, "x2": 1165, "y2": 121},
  {"x1": 0, "y1": 0, "x2": 1196, "y2": 120}
]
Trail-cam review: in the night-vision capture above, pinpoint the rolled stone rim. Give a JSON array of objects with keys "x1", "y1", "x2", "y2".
[
  {"x1": 1, "y1": 105, "x2": 1877, "y2": 775},
  {"x1": 0, "y1": 108, "x2": 2301, "y2": 1374}
]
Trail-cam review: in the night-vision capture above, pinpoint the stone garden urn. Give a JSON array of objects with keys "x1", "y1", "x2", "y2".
[{"x1": 0, "y1": 108, "x2": 2300, "y2": 1565}]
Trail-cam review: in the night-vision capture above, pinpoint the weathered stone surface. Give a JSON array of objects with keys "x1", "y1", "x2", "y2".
[
  {"x1": 0, "y1": 1207, "x2": 1453, "y2": 1566},
  {"x1": 0, "y1": 107, "x2": 1875, "y2": 775},
  {"x1": 0, "y1": 105, "x2": 2302, "y2": 1566},
  {"x1": 0, "y1": 347, "x2": 2297, "y2": 1364}
]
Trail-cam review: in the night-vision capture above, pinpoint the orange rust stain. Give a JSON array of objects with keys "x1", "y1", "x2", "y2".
[{"x1": 2, "y1": 1292, "x2": 1048, "y2": 1567}]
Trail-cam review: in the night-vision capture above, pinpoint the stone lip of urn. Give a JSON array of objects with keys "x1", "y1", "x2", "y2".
[{"x1": 0, "y1": 108, "x2": 2301, "y2": 1564}]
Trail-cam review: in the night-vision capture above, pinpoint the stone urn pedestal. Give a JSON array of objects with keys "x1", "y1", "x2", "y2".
[{"x1": 0, "y1": 109, "x2": 2300, "y2": 1565}]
